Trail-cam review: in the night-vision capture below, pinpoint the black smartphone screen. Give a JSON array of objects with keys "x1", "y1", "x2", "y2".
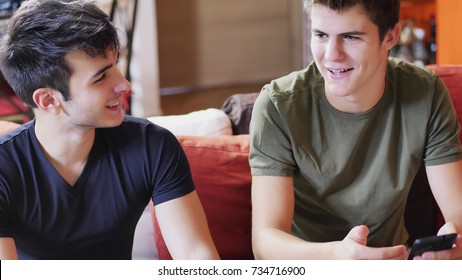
[{"x1": 408, "y1": 233, "x2": 457, "y2": 260}]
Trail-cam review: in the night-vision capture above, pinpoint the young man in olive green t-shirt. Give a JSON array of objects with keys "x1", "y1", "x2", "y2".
[{"x1": 249, "y1": 0, "x2": 462, "y2": 260}]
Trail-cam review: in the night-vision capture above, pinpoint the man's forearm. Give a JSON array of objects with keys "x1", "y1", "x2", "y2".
[
  {"x1": 252, "y1": 228, "x2": 336, "y2": 260},
  {"x1": 252, "y1": 226, "x2": 408, "y2": 260},
  {"x1": 0, "y1": 238, "x2": 18, "y2": 260}
]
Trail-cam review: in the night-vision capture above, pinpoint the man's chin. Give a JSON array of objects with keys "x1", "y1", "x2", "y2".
[{"x1": 97, "y1": 113, "x2": 125, "y2": 128}]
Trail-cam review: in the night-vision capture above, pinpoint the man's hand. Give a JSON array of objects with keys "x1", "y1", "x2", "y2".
[
  {"x1": 412, "y1": 222, "x2": 462, "y2": 260},
  {"x1": 336, "y1": 225, "x2": 408, "y2": 260}
]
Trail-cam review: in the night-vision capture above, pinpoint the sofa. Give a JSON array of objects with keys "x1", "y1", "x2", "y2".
[{"x1": 0, "y1": 64, "x2": 461, "y2": 260}]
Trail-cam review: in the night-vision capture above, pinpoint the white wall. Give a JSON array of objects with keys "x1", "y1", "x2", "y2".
[{"x1": 130, "y1": 0, "x2": 162, "y2": 117}]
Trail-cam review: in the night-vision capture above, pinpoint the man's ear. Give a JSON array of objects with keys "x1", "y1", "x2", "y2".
[
  {"x1": 384, "y1": 22, "x2": 401, "y2": 50},
  {"x1": 32, "y1": 88, "x2": 61, "y2": 112}
]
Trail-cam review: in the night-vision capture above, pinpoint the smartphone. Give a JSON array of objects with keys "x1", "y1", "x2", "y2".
[{"x1": 407, "y1": 233, "x2": 457, "y2": 260}]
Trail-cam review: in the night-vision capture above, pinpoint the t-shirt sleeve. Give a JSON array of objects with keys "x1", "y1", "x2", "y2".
[
  {"x1": 249, "y1": 86, "x2": 296, "y2": 177},
  {"x1": 149, "y1": 128, "x2": 196, "y2": 206},
  {"x1": 424, "y1": 76, "x2": 462, "y2": 165},
  {"x1": 0, "y1": 154, "x2": 13, "y2": 238},
  {"x1": 0, "y1": 187, "x2": 13, "y2": 238}
]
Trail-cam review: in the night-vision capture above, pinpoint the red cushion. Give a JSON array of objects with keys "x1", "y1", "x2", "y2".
[
  {"x1": 425, "y1": 65, "x2": 462, "y2": 132},
  {"x1": 1, "y1": 76, "x2": 30, "y2": 122},
  {"x1": 151, "y1": 134, "x2": 253, "y2": 259}
]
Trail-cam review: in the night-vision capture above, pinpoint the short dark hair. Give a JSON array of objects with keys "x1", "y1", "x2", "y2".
[
  {"x1": 0, "y1": 0, "x2": 120, "y2": 108},
  {"x1": 304, "y1": 0, "x2": 400, "y2": 41}
]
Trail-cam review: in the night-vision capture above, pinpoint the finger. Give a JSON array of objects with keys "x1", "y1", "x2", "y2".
[
  {"x1": 420, "y1": 250, "x2": 448, "y2": 260},
  {"x1": 347, "y1": 225, "x2": 369, "y2": 246},
  {"x1": 358, "y1": 245, "x2": 408, "y2": 260},
  {"x1": 437, "y1": 222, "x2": 458, "y2": 235}
]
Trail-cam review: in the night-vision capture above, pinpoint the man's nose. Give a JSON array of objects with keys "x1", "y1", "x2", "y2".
[
  {"x1": 324, "y1": 39, "x2": 345, "y2": 61},
  {"x1": 114, "y1": 72, "x2": 131, "y2": 94}
]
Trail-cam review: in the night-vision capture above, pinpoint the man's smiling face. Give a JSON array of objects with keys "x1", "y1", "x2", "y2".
[
  {"x1": 59, "y1": 48, "x2": 131, "y2": 129},
  {"x1": 310, "y1": 4, "x2": 395, "y2": 111}
]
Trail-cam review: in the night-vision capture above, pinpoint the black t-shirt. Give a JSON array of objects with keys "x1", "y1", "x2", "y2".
[{"x1": 0, "y1": 115, "x2": 195, "y2": 259}]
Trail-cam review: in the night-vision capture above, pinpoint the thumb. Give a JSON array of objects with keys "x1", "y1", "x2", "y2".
[
  {"x1": 347, "y1": 225, "x2": 369, "y2": 246},
  {"x1": 437, "y1": 222, "x2": 459, "y2": 236}
]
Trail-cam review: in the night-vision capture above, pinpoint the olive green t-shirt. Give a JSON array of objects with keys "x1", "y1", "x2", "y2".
[{"x1": 249, "y1": 58, "x2": 462, "y2": 247}]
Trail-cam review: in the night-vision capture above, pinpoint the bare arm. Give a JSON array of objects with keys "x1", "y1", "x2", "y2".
[
  {"x1": 155, "y1": 190, "x2": 220, "y2": 260},
  {"x1": 423, "y1": 160, "x2": 462, "y2": 259},
  {"x1": 0, "y1": 238, "x2": 18, "y2": 260},
  {"x1": 251, "y1": 176, "x2": 407, "y2": 259}
]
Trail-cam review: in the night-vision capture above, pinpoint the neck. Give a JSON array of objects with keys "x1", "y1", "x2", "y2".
[
  {"x1": 34, "y1": 113, "x2": 95, "y2": 186},
  {"x1": 326, "y1": 79, "x2": 386, "y2": 114}
]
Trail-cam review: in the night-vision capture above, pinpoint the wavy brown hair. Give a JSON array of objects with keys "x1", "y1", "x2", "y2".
[
  {"x1": 0, "y1": 0, "x2": 120, "y2": 108},
  {"x1": 304, "y1": 0, "x2": 400, "y2": 41}
]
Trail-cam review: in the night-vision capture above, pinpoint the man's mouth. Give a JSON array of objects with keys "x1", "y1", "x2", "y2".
[
  {"x1": 106, "y1": 100, "x2": 120, "y2": 108},
  {"x1": 328, "y1": 68, "x2": 354, "y2": 75}
]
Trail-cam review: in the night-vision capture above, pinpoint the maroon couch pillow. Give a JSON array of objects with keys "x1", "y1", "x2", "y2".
[
  {"x1": 1, "y1": 74, "x2": 31, "y2": 123},
  {"x1": 425, "y1": 65, "x2": 462, "y2": 127},
  {"x1": 151, "y1": 134, "x2": 253, "y2": 259}
]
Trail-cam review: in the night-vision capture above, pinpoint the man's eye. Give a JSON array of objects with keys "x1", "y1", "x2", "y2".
[
  {"x1": 345, "y1": 35, "x2": 359, "y2": 40},
  {"x1": 95, "y1": 74, "x2": 106, "y2": 83},
  {"x1": 313, "y1": 33, "x2": 327, "y2": 39}
]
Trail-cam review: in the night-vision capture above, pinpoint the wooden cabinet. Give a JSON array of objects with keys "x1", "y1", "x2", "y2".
[
  {"x1": 400, "y1": 0, "x2": 462, "y2": 64},
  {"x1": 395, "y1": 0, "x2": 436, "y2": 65},
  {"x1": 400, "y1": 0, "x2": 435, "y2": 38}
]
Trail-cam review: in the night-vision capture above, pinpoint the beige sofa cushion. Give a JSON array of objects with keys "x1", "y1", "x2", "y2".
[{"x1": 147, "y1": 108, "x2": 232, "y2": 136}]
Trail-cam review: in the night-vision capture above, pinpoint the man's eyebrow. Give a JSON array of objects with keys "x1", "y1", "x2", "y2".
[
  {"x1": 312, "y1": 28, "x2": 324, "y2": 33},
  {"x1": 91, "y1": 64, "x2": 113, "y2": 79},
  {"x1": 340, "y1": 31, "x2": 366, "y2": 36},
  {"x1": 311, "y1": 29, "x2": 366, "y2": 36}
]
